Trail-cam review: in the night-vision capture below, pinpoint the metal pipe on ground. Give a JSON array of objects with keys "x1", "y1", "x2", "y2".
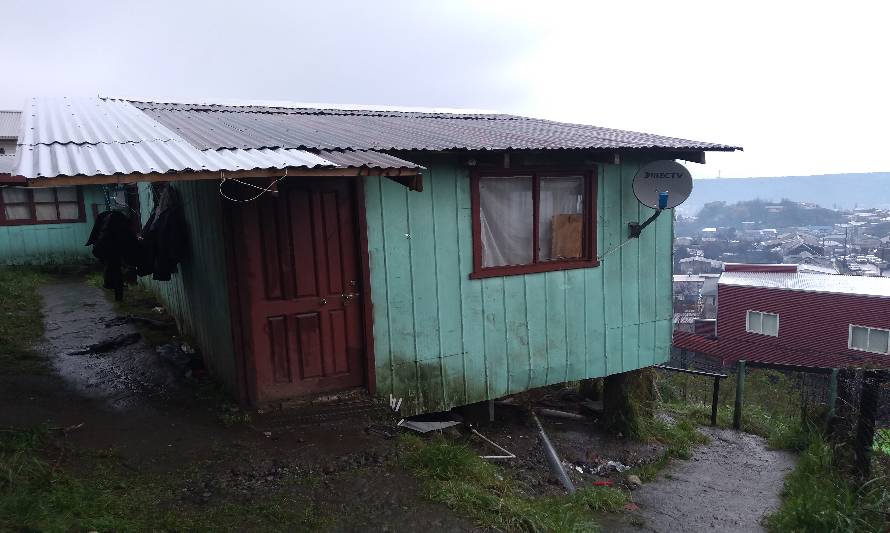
[
  {"x1": 531, "y1": 411, "x2": 576, "y2": 494},
  {"x1": 535, "y1": 408, "x2": 588, "y2": 421}
]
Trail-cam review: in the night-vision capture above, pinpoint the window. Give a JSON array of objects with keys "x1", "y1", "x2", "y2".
[
  {"x1": 849, "y1": 325, "x2": 890, "y2": 355},
  {"x1": 746, "y1": 310, "x2": 779, "y2": 336},
  {"x1": 471, "y1": 170, "x2": 596, "y2": 278},
  {"x1": 0, "y1": 186, "x2": 84, "y2": 226}
]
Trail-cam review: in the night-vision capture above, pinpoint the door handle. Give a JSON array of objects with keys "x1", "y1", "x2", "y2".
[
  {"x1": 341, "y1": 292, "x2": 360, "y2": 303},
  {"x1": 319, "y1": 297, "x2": 327, "y2": 305}
]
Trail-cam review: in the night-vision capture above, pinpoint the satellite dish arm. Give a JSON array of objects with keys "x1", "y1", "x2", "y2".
[{"x1": 628, "y1": 191, "x2": 669, "y2": 238}]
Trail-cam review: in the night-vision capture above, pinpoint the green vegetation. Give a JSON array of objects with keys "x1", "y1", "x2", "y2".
[
  {"x1": 686, "y1": 198, "x2": 846, "y2": 231},
  {"x1": 764, "y1": 434, "x2": 889, "y2": 533},
  {"x1": 403, "y1": 434, "x2": 627, "y2": 532},
  {"x1": 656, "y1": 368, "x2": 814, "y2": 451},
  {"x1": 656, "y1": 367, "x2": 890, "y2": 532},
  {"x1": 630, "y1": 416, "x2": 710, "y2": 482},
  {"x1": 0, "y1": 267, "x2": 50, "y2": 373},
  {"x1": 0, "y1": 426, "x2": 329, "y2": 532}
]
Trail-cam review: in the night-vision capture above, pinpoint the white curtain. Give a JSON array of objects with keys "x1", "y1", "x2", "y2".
[
  {"x1": 479, "y1": 177, "x2": 533, "y2": 267},
  {"x1": 538, "y1": 177, "x2": 584, "y2": 261}
]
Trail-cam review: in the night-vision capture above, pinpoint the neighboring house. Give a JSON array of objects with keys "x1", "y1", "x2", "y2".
[
  {"x1": 673, "y1": 274, "x2": 705, "y2": 311},
  {"x1": 677, "y1": 256, "x2": 723, "y2": 274},
  {"x1": 4, "y1": 97, "x2": 740, "y2": 412},
  {"x1": 674, "y1": 264, "x2": 890, "y2": 369},
  {"x1": 0, "y1": 109, "x2": 109, "y2": 265},
  {"x1": 0, "y1": 111, "x2": 19, "y2": 154}
]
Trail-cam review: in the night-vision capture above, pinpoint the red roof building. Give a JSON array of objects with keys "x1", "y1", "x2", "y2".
[{"x1": 674, "y1": 264, "x2": 890, "y2": 369}]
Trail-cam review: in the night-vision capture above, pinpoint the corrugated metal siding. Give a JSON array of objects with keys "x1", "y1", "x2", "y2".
[
  {"x1": 137, "y1": 180, "x2": 238, "y2": 392},
  {"x1": 0, "y1": 110, "x2": 21, "y2": 140},
  {"x1": 674, "y1": 284, "x2": 890, "y2": 369},
  {"x1": 134, "y1": 101, "x2": 740, "y2": 152},
  {"x1": 365, "y1": 157, "x2": 673, "y2": 414},
  {"x1": 0, "y1": 185, "x2": 105, "y2": 265}
]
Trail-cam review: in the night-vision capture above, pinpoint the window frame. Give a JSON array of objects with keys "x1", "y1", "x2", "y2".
[
  {"x1": 0, "y1": 186, "x2": 85, "y2": 226},
  {"x1": 746, "y1": 310, "x2": 779, "y2": 337},
  {"x1": 470, "y1": 168, "x2": 598, "y2": 279},
  {"x1": 848, "y1": 324, "x2": 890, "y2": 355}
]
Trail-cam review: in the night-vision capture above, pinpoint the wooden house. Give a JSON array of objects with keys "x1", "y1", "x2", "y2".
[
  {"x1": 4, "y1": 97, "x2": 739, "y2": 413},
  {"x1": 674, "y1": 264, "x2": 890, "y2": 369}
]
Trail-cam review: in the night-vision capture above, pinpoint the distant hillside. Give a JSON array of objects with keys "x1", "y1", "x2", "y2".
[
  {"x1": 679, "y1": 172, "x2": 890, "y2": 215},
  {"x1": 679, "y1": 199, "x2": 846, "y2": 234}
]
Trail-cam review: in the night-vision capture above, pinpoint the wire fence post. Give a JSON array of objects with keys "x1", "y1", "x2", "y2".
[
  {"x1": 854, "y1": 371, "x2": 879, "y2": 478},
  {"x1": 828, "y1": 368, "x2": 838, "y2": 420},
  {"x1": 711, "y1": 376, "x2": 721, "y2": 426},
  {"x1": 733, "y1": 360, "x2": 746, "y2": 430}
]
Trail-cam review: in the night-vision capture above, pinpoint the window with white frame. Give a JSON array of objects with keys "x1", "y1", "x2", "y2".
[
  {"x1": 746, "y1": 310, "x2": 779, "y2": 337},
  {"x1": 848, "y1": 325, "x2": 890, "y2": 355}
]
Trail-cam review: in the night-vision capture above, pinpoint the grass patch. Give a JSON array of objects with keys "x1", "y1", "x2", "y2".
[
  {"x1": 0, "y1": 267, "x2": 50, "y2": 374},
  {"x1": 402, "y1": 434, "x2": 627, "y2": 532},
  {"x1": 630, "y1": 416, "x2": 710, "y2": 481},
  {"x1": 0, "y1": 426, "x2": 329, "y2": 532},
  {"x1": 764, "y1": 433, "x2": 889, "y2": 533}
]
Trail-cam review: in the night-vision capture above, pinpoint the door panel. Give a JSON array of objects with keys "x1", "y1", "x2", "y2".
[{"x1": 240, "y1": 178, "x2": 365, "y2": 401}]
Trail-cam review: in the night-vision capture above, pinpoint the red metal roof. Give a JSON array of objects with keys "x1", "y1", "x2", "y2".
[{"x1": 674, "y1": 282, "x2": 890, "y2": 370}]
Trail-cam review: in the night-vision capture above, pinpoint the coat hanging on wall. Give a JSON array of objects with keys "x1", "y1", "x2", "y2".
[{"x1": 141, "y1": 184, "x2": 188, "y2": 281}]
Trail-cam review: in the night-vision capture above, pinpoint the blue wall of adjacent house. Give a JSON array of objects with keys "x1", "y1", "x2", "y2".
[
  {"x1": 137, "y1": 181, "x2": 238, "y2": 394},
  {"x1": 0, "y1": 185, "x2": 106, "y2": 265},
  {"x1": 364, "y1": 156, "x2": 673, "y2": 414}
]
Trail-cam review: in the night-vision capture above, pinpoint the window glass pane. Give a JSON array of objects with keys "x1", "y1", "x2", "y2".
[
  {"x1": 851, "y1": 326, "x2": 869, "y2": 350},
  {"x1": 35, "y1": 204, "x2": 58, "y2": 221},
  {"x1": 539, "y1": 176, "x2": 584, "y2": 261},
  {"x1": 868, "y1": 328, "x2": 889, "y2": 354},
  {"x1": 2, "y1": 188, "x2": 28, "y2": 203},
  {"x1": 762, "y1": 313, "x2": 779, "y2": 336},
  {"x1": 4, "y1": 205, "x2": 30, "y2": 220},
  {"x1": 58, "y1": 203, "x2": 80, "y2": 220},
  {"x1": 56, "y1": 187, "x2": 77, "y2": 202},
  {"x1": 32, "y1": 188, "x2": 55, "y2": 203},
  {"x1": 747, "y1": 311, "x2": 762, "y2": 333},
  {"x1": 479, "y1": 176, "x2": 533, "y2": 267}
]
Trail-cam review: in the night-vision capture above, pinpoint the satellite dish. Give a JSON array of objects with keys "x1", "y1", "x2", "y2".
[{"x1": 632, "y1": 160, "x2": 693, "y2": 210}]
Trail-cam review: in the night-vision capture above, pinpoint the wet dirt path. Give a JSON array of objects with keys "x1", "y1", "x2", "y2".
[{"x1": 601, "y1": 426, "x2": 795, "y2": 532}]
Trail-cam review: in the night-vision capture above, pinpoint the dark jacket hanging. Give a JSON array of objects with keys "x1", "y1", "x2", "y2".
[
  {"x1": 85, "y1": 210, "x2": 144, "y2": 300},
  {"x1": 141, "y1": 185, "x2": 188, "y2": 281}
]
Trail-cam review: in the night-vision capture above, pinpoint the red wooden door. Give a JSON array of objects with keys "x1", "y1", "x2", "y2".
[{"x1": 240, "y1": 178, "x2": 365, "y2": 401}]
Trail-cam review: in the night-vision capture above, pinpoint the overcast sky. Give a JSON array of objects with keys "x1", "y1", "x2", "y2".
[{"x1": 3, "y1": 0, "x2": 888, "y2": 178}]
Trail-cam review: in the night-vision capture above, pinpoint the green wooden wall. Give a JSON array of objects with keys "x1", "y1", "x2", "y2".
[
  {"x1": 364, "y1": 158, "x2": 673, "y2": 414},
  {"x1": 0, "y1": 185, "x2": 105, "y2": 265},
  {"x1": 137, "y1": 181, "x2": 238, "y2": 394}
]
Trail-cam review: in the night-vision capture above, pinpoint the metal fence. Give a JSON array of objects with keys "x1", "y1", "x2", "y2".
[{"x1": 663, "y1": 349, "x2": 890, "y2": 478}]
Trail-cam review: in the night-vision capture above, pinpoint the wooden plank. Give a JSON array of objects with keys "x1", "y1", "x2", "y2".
[
  {"x1": 565, "y1": 268, "x2": 587, "y2": 380},
  {"x1": 407, "y1": 171, "x2": 441, "y2": 363},
  {"x1": 620, "y1": 162, "x2": 641, "y2": 370},
  {"x1": 24, "y1": 167, "x2": 421, "y2": 187},
  {"x1": 456, "y1": 167, "x2": 487, "y2": 403},
  {"x1": 600, "y1": 163, "x2": 623, "y2": 372},
  {"x1": 362, "y1": 176, "x2": 392, "y2": 395},
  {"x1": 482, "y1": 277, "x2": 508, "y2": 398},
  {"x1": 379, "y1": 177, "x2": 416, "y2": 396},
  {"x1": 524, "y1": 273, "x2": 548, "y2": 388},
  {"x1": 585, "y1": 169, "x2": 607, "y2": 377},
  {"x1": 545, "y1": 271, "x2": 567, "y2": 383},
  {"x1": 503, "y1": 275, "x2": 529, "y2": 394},
  {"x1": 431, "y1": 165, "x2": 466, "y2": 407}
]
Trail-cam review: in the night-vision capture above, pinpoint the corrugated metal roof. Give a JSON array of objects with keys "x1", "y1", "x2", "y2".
[
  {"x1": 131, "y1": 100, "x2": 741, "y2": 153},
  {"x1": 0, "y1": 110, "x2": 20, "y2": 140},
  {"x1": 12, "y1": 98, "x2": 422, "y2": 179},
  {"x1": 719, "y1": 271, "x2": 890, "y2": 298}
]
